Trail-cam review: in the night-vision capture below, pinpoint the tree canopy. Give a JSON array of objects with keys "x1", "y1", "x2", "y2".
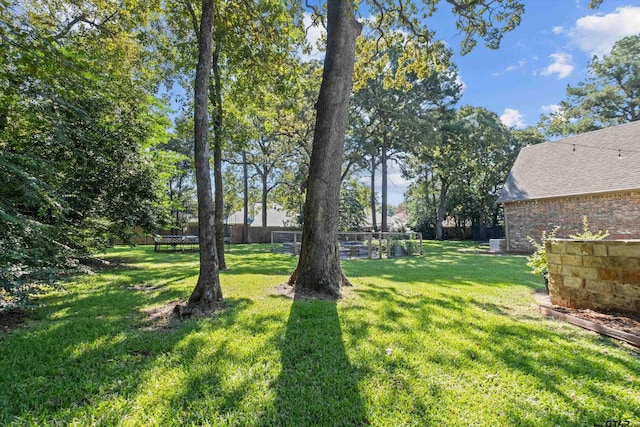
[
  {"x1": 288, "y1": 0, "x2": 525, "y2": 297},
  {"x1": 0, "y1": 0, "x2": 173, "y2": 305},
  {"x1": 1, "y1": 0, "x2": 535, "y2": 305}
]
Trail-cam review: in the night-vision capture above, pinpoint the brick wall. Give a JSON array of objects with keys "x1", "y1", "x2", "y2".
[
  {"x1": 504, "y1": 190, "x2": 640, "y2": 253},
  {"x1": 545, "y1": 239, "x2": 640, "y2": 314}
]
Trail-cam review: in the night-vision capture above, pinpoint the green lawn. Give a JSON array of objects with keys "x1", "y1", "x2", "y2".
[{"x1": 1, "y1": 242, "x2": 639, "y2": 426}]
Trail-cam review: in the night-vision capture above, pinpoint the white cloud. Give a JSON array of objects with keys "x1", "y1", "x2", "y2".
[
  {"x1": 300, "y1": 12, "x2": 325, "y2": 61},
  {"x1": 570, "y1": 6, "x2": 640, "y2": 56},
  {"x1": 455, "y1": 74, "x2": 467, "y2": 92},
  {"x1": 500, "y1": 108, "x2": 526, "y2": 128},
  {"x1": 552, "y1": 26, "x2": 564, "y2": 35},
  {"x1": 505, "y1": 59, "x2": 527, "y2": 72},
  {"x1": 358, "y1": 160, "x2": 411, "y2": 206},
  {"x1": 541, "y1": 52, "x2": 574, "y2": 79},
  {"x1": 491, "y1": 59, "x2": 527, "y2": 77},
  {"x1": 540, "y1": 104, "x2": 561, "y2": 115}
]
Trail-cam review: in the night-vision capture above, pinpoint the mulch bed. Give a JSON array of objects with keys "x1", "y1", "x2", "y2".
[
  {"x1": 549, "y1": 305, "x2": 640, "y2": 336},
  {"x1": 533, "y1": 290, "x2": 640, "y2": 348}
]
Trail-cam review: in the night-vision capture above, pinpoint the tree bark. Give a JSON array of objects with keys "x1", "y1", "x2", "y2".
[
  {"x1": 211, "y1": 40, "x2": 226, "y2": 270},
  {"x1": 288, "y1": 0, "x2": 361, "y2": 297},
  {"x1": 370, "y1": 155, "x2": 377, "y2": 232},
  {"x1": 381, "y1": 141, "x2": 388, "y2": 232},
  {"x1": 261, "y1": 169, "x2": 268, "y2": 230},
  {"x1": 435, "y1": 177, "x2": 449, "y2": 241},
  {"x1": 188, "y1": 0, "x2": 223, "y2": 308},
  {"x1": 242, "y1": 150, "x2": 249, "y2": 244}
]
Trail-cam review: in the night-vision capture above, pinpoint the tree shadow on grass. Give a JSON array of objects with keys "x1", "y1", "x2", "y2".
[
  {"x1": 0, "y1": 262, "x2": 256, "y2": 425},
  {"x1": 0, "y1": 288, "x2": 187, "y2": 421},
  {"x1": 340, "y1": 283, "x2": 640, "y2": 425},
  {"x1": 265, "y1": 292, "x2": 369, "y2": 426},
  {"x1": 342, "y1": 250, "x2": 537, "y2": 289}
]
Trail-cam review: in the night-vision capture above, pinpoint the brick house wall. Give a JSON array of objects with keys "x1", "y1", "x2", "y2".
[{"x1": 504, "y1": 190, "x2": 640, "y2": 253}]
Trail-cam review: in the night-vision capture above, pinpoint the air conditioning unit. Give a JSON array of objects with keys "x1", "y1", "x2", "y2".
[{"x1": 489, "y1": 239, "x2": 506, "y2": 252}]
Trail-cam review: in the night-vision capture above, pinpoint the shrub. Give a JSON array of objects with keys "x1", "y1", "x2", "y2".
[
  {"x1": 526, "y1": 227, "x2": 559, "y2": 277},
  {"x1": 526, "y1": 217, "x2": 609, "y2": 278},
  {"x1": 568, "y1": 216, "x2": 609, "y2": 240}
]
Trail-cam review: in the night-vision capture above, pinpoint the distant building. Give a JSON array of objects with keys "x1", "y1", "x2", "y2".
[
  {"x1": 224, "y1": 203, "x2": 298, "y2": 243},
  {"x1": 497, "y1": 121, "x2": 640, "y2": 253},
  {"x1": 226, "y1": 203, "x2": 298, "y2": 228},
  {"x1": 364, "y1": 207, "x2": 410, "y2": 232}
]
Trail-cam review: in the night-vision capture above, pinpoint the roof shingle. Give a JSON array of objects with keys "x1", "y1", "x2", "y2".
[{"x1": 497, "y1": 121, "x2": 640, "y2": 203}]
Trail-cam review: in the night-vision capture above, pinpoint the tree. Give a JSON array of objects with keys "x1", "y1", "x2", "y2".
[
  {"x1": 186, "y1": 0, "x2": 223, "y2": 309},
  {"x1": 539, "y1": 34, "x2": 640, "y2": 137},
  {"x1": 1, "y1": 0, "x2": 172, "y2": 304},
  {"x1": 158, "y1": 116, "x2": 198, "y2": 234},
  {"x1": 272, "y1": 61, "x2": 323, "y2": 225},
  {"x1": 445, "y1": 106, "x2": 517, "y2": 234},
  {"x1": 510, "y1": 126, "x2": 546, "y2": 146},
  {"x1": 406, "y1": 105, "x2": 518, "y2": 240},
  {"x1": 339, "y1": 179, "x2": 369, "y2": 231},
  {"x1": 290, "y1": 0, "x2": 524, "y2": 297},
  {"x1": 161, "y1": 0, "x2": 305, "y2": 268},
  {"x1": 287, "y1": 0, "x2": 362, "y2": 296},
  {"x1": 245, "y1": 131, "x2": 292, "y2": 231},
  {"x1": 350, "y1": 39, "x2": 457, "y2": 231},
  {"x1": 221, "y1": 165, "x2": 249, "y2": 222}
]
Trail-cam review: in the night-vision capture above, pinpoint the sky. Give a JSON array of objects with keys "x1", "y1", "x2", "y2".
[{"x1": 304, "y1": 0, "x2": 640, "y2": 205}]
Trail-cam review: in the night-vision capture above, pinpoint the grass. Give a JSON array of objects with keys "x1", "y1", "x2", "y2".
[{"x1": 1, "y1": 241, "x2": 639, "y2": 426}]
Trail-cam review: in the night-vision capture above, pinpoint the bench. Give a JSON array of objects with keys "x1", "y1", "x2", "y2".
[{"x1": 153, "y1": 235, "x2": 199, "y2": 252}]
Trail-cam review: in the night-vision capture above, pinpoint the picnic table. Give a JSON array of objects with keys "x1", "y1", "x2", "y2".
[{"x1": 153, "y1": 235, "x2": 199, "y2": 252}]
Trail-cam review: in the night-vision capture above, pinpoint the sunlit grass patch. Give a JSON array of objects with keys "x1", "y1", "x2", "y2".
[{"x1": 1, "y1": 243, "x2": 638, "y2": 426}]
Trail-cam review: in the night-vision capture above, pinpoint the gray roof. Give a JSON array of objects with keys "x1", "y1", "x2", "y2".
[
  {"x1": 497, "y1": 121, "x2": 640, "y2": 203},
  {"x1": 227, "y1": 203, "x2": 297, "y2": 227}
]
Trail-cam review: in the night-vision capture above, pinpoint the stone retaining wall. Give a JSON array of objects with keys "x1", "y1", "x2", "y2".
[{"x1": 545, "y1": 239, "x2": 640, "y2": 314}]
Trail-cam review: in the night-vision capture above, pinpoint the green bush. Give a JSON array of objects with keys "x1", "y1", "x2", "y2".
[
  {"x1": 526, "y1": 216, "x2": 609, "y2": 278},
  {"x1": 569, "y1": 216, "x2": 609, "y2": 240},
  {"x1": 526, "y1": 227, "x2": 559, "y2": 277}
]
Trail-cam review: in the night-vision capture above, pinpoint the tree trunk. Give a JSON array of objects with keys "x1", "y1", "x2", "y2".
[
  {"x1": 169, "y1": 182, "x2": 176, "y2": 234},
  {"x1": 242, "y1": 150, "x2": 249, "y2": 244},
  {"x1": 381, "y1": 141, "x2": 388, "y2": 232},
  {"x1": 370, "y1": 156, "x2": 377, "y2": 232},
  {"x1": 188, "y1": 0, "x2": 223, "y2": 308},
  {"x1": 261, "y1": 169, "x2": 268, "y2": 231},
  {"x1": 435, "y1": 177, "x2": 449, "y2": 241},
  {"x1": 288, "y1": 0, "x2": 361, "y2": 297},
  {"x1": 211, "y1": 41, "x2": 226, "y2": 270},
  {"x1": 0, "y1": 106, "x2": 7, "y2": 133}
]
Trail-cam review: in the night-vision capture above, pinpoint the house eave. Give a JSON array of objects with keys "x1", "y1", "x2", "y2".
[{"x1": 499, "y1": 187, "x2": 640, "y2": 205}]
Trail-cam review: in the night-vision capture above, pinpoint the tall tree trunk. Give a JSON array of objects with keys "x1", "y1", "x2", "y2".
[
  {"x1": 188, "y1": 0, "x2": 223, "y2": 308},
  {"x1": 435, "y1": 176, "x2": 449, "y2": 241},
  {"x1": 0, "y1": 106, "x2": 7, "y2": 133},
  {"x1": 261, "y1": 170, "x2": 268, "y2": 231},
  {"x1": 381, "y1": 140, "x2": 388, "y2": 232},
  {"x1": 211, "y1": 40, "x2": 226, "y2": 270},
  {"x1": 370, "y1": 156, "x2": 377, "y2": 232},
  {"x1": 169, "y1": 183, "x2": 176, "y2": 234},
  {"x1": 242, "y1": 150, "x2": 249, "y2": 244},
  {"x1": 288, "y1": 0, "x2": 362, "y2": 297}
]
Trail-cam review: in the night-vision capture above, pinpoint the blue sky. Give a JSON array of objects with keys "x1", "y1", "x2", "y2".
[
  {"x1": 306, "y1": 0, "x2": 640, "y2": 205},
  {"x1": 438, "y1": 0, "x2": 640, "y2": 129}
]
